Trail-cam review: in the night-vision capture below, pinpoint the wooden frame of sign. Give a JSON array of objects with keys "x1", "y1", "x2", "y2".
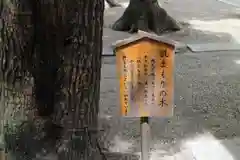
[{"x1": 113, "y1": 31, "x2": 176, "y2": 117}]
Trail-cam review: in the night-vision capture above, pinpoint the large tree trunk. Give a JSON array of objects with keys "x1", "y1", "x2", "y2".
[
  {"x1": 0, "y1": 0, "x2": 38, "y2": 159},
  {"x1": 1, "y1": 0, "x2": 105, "y2": 159},
  {"x1": 112, "y1": 0, "x2": 181, "y2": 34},
  {"x1": 52, "y1": 0, "x2": 105, "y2": 159},
  {"x1": 0, "y1": 0, "x2": 34, "y2": 131}
]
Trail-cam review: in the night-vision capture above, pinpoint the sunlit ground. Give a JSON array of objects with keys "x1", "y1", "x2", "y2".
[
  {"x1": 104, "y1": 1, "x2": 167, "y2": 9},
  {"x1": 234, "y1": 59, "x2": 240, "y2": 64},
  {"x1": 188, "y1": 18, "x2": 240, "y2": 43},
  {"x1": 218, "y1": 0, "x2": 240, "y2": 8},
  {"x1": 189, "y1": 18, "x2": 240, "y2": 68},
  {"x1": 110, "y1": 132, "x2": 237, "y2": 160}
]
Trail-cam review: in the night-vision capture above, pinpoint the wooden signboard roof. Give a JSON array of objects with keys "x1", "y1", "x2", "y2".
[{"x1": 112, "y1": 30, "x2": 176, "y2": 50}]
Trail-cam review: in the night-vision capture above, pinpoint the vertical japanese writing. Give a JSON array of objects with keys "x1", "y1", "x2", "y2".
[
  {"x1": 137, "y1": 58, "x2": 141, "y2": 86},
  {"x1": 151, "y1": 58, "x2": 156, "y2": 104},
  {"x1": 144, "y1": 55, "x2": 148, "y2": 105},
  {"x1": 159, "y1": 49, "x2": 168, "y2": 108},
  {"x1": 130, "y1": 60, "x2": 134, "y2": 101},
  {"x1": 160, "y1": 49, "x2": 169, "y2": 58},
  {"x1": 123, "y1": 55, "x2": 128, "y2": 115}
]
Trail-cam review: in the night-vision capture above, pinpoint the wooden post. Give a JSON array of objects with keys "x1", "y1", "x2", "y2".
[{"x1": 140, "y1": 117, "x2": 150, "y2": 160}]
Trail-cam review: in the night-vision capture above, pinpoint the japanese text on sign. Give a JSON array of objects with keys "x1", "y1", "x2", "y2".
[{"x1": 116, "y1": 40, "x2": 174, "y2": 117}]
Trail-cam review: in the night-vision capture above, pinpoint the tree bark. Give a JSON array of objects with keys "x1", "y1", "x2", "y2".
[
  {"x1": 51, "y1": 0, "x2": 105, "y2": 159},
  {"x1": 1, "y1": 0, "x2": 105, "y2": 159},
  {"x1": 0, "y1": 0, "x2": 38, "y2": 159},
  {"x1": 112, "y1": 0, "x2": 181, "y2": 35},
  {"x1": 105, "y1": 0, "x2": 121, "y2": 7}
]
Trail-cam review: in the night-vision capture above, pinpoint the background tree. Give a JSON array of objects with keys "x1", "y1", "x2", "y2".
[
  {"x1": 0, "y1": 0, "x2": 105, "y2": 159},
  {"x1": 112, "y1": 0, "x2": 181, "y2": 34}
]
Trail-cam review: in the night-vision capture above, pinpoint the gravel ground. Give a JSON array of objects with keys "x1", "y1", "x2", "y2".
[
  {"x1": 99, "y1": 51, "x2": 240, "y2": 158},
  {"x1": 100, "y1": 0, "x2": 240, "y2": 159}
]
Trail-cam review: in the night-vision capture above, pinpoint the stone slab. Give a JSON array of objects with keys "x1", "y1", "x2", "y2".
[{"x1": 187, "y1": 42, "x2": 240, "y2": 52}]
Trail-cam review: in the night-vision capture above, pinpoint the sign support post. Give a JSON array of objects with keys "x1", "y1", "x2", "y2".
[{"x1": 140, "y1": 117, "x2": 150, "y2": 160}]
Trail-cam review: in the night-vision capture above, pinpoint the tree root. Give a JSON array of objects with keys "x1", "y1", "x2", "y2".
[
  {"x1": 112, "y1": 0, "x2": 180, "y2": 35},
  {"x1": 106, "y1": 0, "x2": 122, "y2": 8}
]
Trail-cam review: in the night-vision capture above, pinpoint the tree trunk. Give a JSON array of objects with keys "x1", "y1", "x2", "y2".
[
  {"x1": 0, "y1": 0, "x2": 39, "y2": 159},
  {"x1": 0, "y1": 0, "x2": 34, "y2": 128},
  {"x1": 112, "y1": 0, "x2": 181, "y2": 35},
  {"x1": 105, "y1": 0, "x2": 121, "y2": 7},
  {"x1": 1, "y1": 0, "x2": 105, "y2": 159},
  {"x1": 51, "y1": 0, "x2": 105, "y2": 159}
]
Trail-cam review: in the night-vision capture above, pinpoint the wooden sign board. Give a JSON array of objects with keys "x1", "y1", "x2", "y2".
[{"x1": 114, "y1": 34, "x2": 175, "y2": 117}]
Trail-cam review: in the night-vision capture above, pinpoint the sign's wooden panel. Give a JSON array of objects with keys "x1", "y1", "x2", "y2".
[{"x1": 115, "y1": 38, "x2": 175, "y2": 117}]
